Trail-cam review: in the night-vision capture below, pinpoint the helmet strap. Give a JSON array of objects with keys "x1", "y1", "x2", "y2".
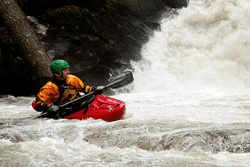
[{"x1": 54, "y1": 71, "x2": 64, "y2": 80}]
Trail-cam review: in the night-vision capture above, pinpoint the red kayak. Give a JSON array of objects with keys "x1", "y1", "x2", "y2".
[
  {"x1": 32, "y1": 94, "x2": 126, "y2": 122},
  {"x1": 32, "y1": 71, "x2": 133, "y2": 121}
]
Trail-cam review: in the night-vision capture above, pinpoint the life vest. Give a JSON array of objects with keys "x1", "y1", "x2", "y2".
[
  {"x1": 35, "y1": 75, "x2": 94, "y2": 112},
  {"x1": 55, "y1": 84, "x2": 80, "y2": 105}
]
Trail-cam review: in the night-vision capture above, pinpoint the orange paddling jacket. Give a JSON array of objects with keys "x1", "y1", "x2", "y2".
[{"x1": 35, "y1": 74, "x2": 94, "y2": 111}]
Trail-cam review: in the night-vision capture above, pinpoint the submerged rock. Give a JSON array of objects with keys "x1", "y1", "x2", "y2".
[{"x1": 151, "y1": 128, "x2": 250, "y2": 154}]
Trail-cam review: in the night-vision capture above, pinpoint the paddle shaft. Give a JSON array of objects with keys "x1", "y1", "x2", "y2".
[{"x1": 60, "y1": 71, "x2": 133, "y2": 109}]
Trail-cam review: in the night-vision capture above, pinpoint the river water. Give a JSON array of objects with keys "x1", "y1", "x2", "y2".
[{"x1": 1, "y1": 0, "x2": 250, "y2": 166}]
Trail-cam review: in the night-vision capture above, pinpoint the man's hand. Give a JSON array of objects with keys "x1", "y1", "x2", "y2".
[{"x1": 45, "y1": 105, "x2": 60, "y2": 118}]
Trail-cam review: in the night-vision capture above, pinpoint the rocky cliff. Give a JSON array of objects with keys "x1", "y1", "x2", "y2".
[{"x1": 0, "y1": 0, "x2": 188, "y2": 95}]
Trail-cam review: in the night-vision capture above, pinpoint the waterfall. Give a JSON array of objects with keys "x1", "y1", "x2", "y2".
[{"x1": 132, "y1": 0, "x2": 250, "y2": 95}]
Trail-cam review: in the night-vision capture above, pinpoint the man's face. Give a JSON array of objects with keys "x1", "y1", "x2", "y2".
[{"x1": 62, "y1": 68, "x2": 70, "y2": 80}]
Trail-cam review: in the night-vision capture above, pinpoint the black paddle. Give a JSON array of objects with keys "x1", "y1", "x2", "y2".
[{"x1": 34, "y1": 71, "x2": 133, "y2": 119}]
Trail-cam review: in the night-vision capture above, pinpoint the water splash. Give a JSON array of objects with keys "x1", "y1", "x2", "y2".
[{"x1": 132, "y1": 0, "x2": 250, "y2": 95}]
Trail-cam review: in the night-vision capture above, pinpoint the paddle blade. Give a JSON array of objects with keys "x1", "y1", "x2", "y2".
[{"x1": 107, "y1": 71, "x2": 134, "y2": 89}]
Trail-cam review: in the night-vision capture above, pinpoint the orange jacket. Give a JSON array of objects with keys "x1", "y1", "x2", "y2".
[{"x1": 35, "y1": 74, "x2": 94, "y2": 111}]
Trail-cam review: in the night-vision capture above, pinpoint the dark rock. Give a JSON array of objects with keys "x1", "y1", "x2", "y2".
[
  {"x1": 162, "y1": 0, "x2": 189, "y2": 8},
  {"x1": 0, "y1": 0, "x2": 188, "y2": 95}
]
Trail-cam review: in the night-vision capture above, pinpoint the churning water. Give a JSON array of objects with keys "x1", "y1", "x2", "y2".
[{"x1": 1, "y1": 0, "x2": 250, "y2": 166}]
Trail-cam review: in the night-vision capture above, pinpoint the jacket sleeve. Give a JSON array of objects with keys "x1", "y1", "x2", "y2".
[
  {"x1": 35, "y1": 97, "x2": 52, "y2": 112},
  {"x1": 34, "y1": 82, "x2": 59, "y2": 112},
  {"x1": 82, "y1": 84, "x2": 95, "y2": 93},
  {"x1": 69, "y1": 75, "x2": 95, "y2": 93}
]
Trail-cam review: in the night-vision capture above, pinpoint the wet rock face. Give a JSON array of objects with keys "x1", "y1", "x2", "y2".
[{"x1": 0, "y1": 0, "x2": 188, "y2": 95}]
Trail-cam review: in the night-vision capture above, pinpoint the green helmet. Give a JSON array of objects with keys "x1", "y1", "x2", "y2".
[{"x1": 50, "y1": 60, "x2": 70, "y2": 73}]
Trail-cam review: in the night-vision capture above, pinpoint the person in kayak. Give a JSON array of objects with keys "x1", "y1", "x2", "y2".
[{"x1": 34, "y1": 59, "x2": 104, "y2": 118}]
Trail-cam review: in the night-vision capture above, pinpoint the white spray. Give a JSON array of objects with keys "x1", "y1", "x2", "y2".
[{"x1": 132, "y1": 0, "x2": 250, "y2": 95}]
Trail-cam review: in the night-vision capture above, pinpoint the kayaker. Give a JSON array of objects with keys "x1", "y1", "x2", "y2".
[{"x1": 34, "y1": 59, "x2": 104, "y2": 118}]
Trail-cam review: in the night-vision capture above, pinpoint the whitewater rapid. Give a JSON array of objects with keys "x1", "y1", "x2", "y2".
[
  {"x1": 132, "y1": 0, "x2": 250, "y2": 95},
  {"x1": 1, "y1": 0, "x2": 250, "y2": 166}
]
